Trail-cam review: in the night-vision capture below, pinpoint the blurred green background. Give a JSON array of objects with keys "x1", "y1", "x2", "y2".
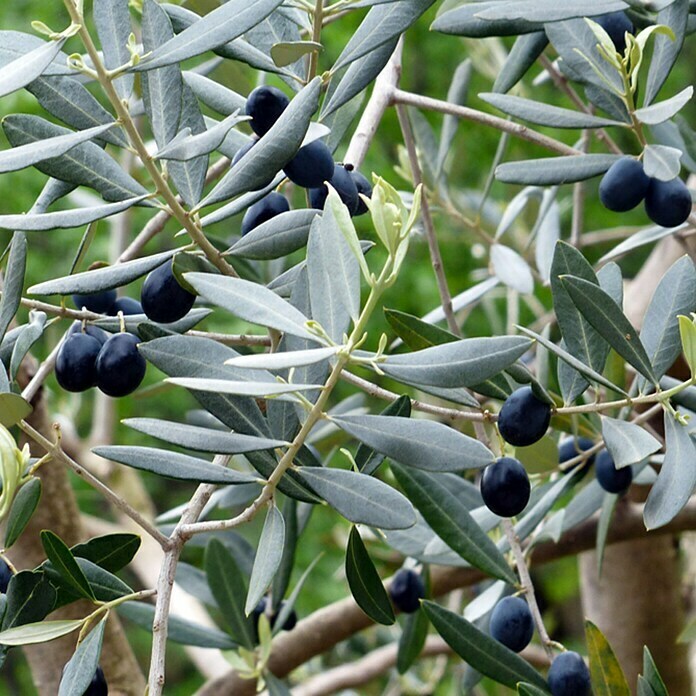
[{"x1": 1, "y1": 0, "x2": 694, "y2": 693}]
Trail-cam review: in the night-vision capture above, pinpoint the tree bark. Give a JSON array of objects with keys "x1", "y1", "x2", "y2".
[{"x1": 6, "y1": 360, "x2": 146, "y2": 695}]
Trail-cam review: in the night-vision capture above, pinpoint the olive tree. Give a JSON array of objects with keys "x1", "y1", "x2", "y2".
[{"x1": 0, "y1": 0, "x2": 694, "y2": 694}]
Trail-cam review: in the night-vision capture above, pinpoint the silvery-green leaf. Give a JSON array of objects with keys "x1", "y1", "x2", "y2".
[
  {"x1": 226, "y1": 209, "x2": 319, "y2": 260},
  {"x1": 644, "y1": 411, "x2": 696, "y2": 529},
  {"x1": 0, "y1": 36, "x2": 67, "y2": 99},
  {"x1": 297, "y1": 467, "x2": 416, "y2": 529},
  {"x1": 93, "y1": 445, "x2": 258, "y2": 484},
  {"x1": 246, "y1": 8, "x2": 306, "y2": 81},
  {"x1": 431, "y1": 3, "x2": 541, "y2": 38},
  {"x1": 94, "y1": 0, "x2": 134, "y2": 100},
  {"x1": 640, "y1": 256, "x2": 696, "y2": 381},
  {"x1": 334, "y1": 0, "x2": 437, "y2": 71},
  {"x1": 4, "y1": 477, "x2": 41, "y2": 549},
  {"x1": 122, "y1": 418, "x2": 287, "y2": 453},
  {"x1": 0, "y1": 196, "x2": 147, "y2": 232},
  {"x1": 421, "y1": 277, "x2": 499, "y2": 325},
  {"x1": 493, "y1": 32, "x2": 548, "y2": 94},
  {"x1": 183, "y1": 71, "x2": 245, "y2": 115},
  {"x1": 0, "y1": 123, "x2": 116, "y2": 174},
  {"x1": 168, "y1": 84, "x2": 207, "y2": 207},
  {"x1": 0, "y1": 619, "x2": 83, "y2": 646},
  {"x1": 480, "y1": 0, "x2": 624, "y2": 22},
  {"x1": 57, "y1": 616, "x2": 106, "y2": 696},
  {"x1": 321, "y1": 37, "x2": 398, "y2": 119},
  {"x1": 0, "y1": 233, "x2": 26, "y2": 344},
  {"x1": 0, "y1": 31, "x2": 71, "y2": 76},
  {"x1": 601, "y1": 417, "x2": 661, "y2": 469},
  {"x1": 134, "y1": 0, "x2": 285, "y2": 71},
  {"x1": 391, "y1": 465, "x2": 515, "y2": 583},
  {"x1": 156, "y1": 112, "x2": 245, "y2": 161},
  {"x1": 162, "y1": 4, "x2": 290, "y2": 77},
  {"x1": 200, "y1": 78, "x2": 322, "y2": 208},
  {"x1": 497, "y1": 154, "x2": 620, "y2": 185},
  {"x1": 165, "y1": 378, "x2": 323, "y2": 400},
  {"x1": 308, "y1": 191, "x2": 360, "y2": 341},
  {"x1": 495, "y1": 187, "x2": 541, "y2": 241},
  {"x1": 333, "y1": 414, "x2": 494, "y2": 472},
  {"x1": 550, "y1": 241, "x2": 611, "y2": 399},
  {"x1": 519, "y1": 325, "x2": 626, "y2": 395},
  {"x1": 3, "y1": 115, "x2": 148, "y2": 202},
  {"x1": 545, "y1": 17, "x2": 623, "y2": 93},
  {"x1": 480, "y1": 92, "x2": 626, "y2": 128},
  {"x1": 27, "y1": 76, "x2": 127, "y2": 148},
  {"x1": 635, "y1": 87, "x2": 693, "y2": 125},
  {"x1": 381, "y1": 336, "x2": 531, "y2": 388},
  {"x1": 597, "y1": 261, "x2": 624, "y2": 308},
  {"x1": 245, "y1": 505, "x2": 285, "y2": 614},
  {"x1": 642, "y1": 144, "x2": 683, "y2": 181},
  {"x1": 29, "y1": 248, "x2": 177, "y2": 295},
  {"x1": 535, "y1": 197, "x2": 560, "y2": 283},
  {"x1": 10, "y1": 311, "x2": 46, "y2": 380},
  {"x1": 224, "y1": 346, "x2": 337, "y2": 371},
  {"x1": 490, "y1": 243, "x2": 534, "y2": 294},
  {"x1": 599, "y1": 224, "x2": 685, "y2": 263},
  {"x1": 141, "y1": 0, "x2": 183, "y2": 149},
  {"x1": 561, "y1": 276, "x2": 658, "y2": 383},
  {"x1": 185, "y1": 272, "x2": 318, "y2": 341},
  {"x1": 644, "y1": 0, "x2": 689, "y2": 106}
]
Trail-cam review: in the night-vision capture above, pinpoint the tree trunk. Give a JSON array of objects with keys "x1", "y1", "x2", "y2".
[{"x1": 6, "y1": 360, "x2": 146, "y2": 695}]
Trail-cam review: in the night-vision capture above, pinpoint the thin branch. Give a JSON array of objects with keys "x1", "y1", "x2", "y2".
[
  {"x1": 344, "y1": 39, "x2": 403, "y2": 169},
  {"x1": 339, "y1": 370, "x2": 488, "y2": 422},
  {"x1": 392, "y1": 89, "x2": 581, "y2": 157},
  {"x1": 396, "y1": 103, "x2": 460, "y2": 337},
  {"x1": 17, "y1": 420, "x2": 170, "y2": 550}
]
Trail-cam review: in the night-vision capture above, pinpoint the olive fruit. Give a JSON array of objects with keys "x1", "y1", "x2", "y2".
[
  {"x1": 480, "y1": 457, "x2": 531, "y2": 518},
  {"x1": 595, "y1": 450, "x2": 632, "y2": 494},
  {"x1": 489, "y1": 596, "x2": 534, "y2": 652},
  {"x1": 246, "y1": 85, "x2": 289, "y2": 136},
  {"x1": 599, "y1": 158, "x2": 649, "y2": 212},
  {"x1": 141, "y1": 260, "x2": 196, "y2": 324},
  {"x1": 547, "y1": 651, "x2": 591, "y2": 696},
  {"x1": 55, "y1": 333, "x2": 102, "y2": 392},
  {"x1": 241, "y1": 192, "x2": 290, "y2": 236},
  {"x1": 95, "y1": 333, "x2": 146, "y2": 397},
  {"x1": 644, "y1": 176, "x2": 692, "y2": 228},
  {"x1": 72, "y1": 289, "x2": 117, "y2": 315},
  {"x1": 389, "y1": 568, "x2": 426, "y2": 613},
  {"x1": 283, "y1": 140, "x2": 334, "y2": 189},
  {"x1": 497, "y1": 386, "x2": 551, "y2": 447}
]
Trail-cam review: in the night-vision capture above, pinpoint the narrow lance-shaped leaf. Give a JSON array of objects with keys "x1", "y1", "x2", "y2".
[
  {"x1": 601, "y1": 417, "x2": 661, "y2": 469},
  {"x1": 184, "y1": 273, "x2": 319, "y2": 342},
  {"x1": 643, "y1": 410, "x2": 696, "y2": 530},
  {"x1": 133, "y1": 0, "x2": 285, "y2": 71},
  {"x1": 345, "y1": 526, "x2": 395, "y2": 625},
  {"x1": 205, "y1": 539, "x2": 256, "y2": 649},
  {"x1": 141, "y1": 0, "x2": 183, "y2": 149},
  {"x1": 333, "y1": 414, "x2": 494, "y2": 472},
  {"x1": 391, "y1": 464, "x2": 515, "y2": 583},
  {"x1": 560, "y1": 275, "x2": 658, "y2": 383},
  {"x1": 41, "y1": 531, "x2": 95, "y2": 601},
  {"x1": 94, "y1": 0, "x2": 134, "y2": 100},
  {"x1": 421, "y1": 601, "x2": 548, "y2": 689},
  {"x1": 0, "y1": 232, "x2": 26, "y2": 343},
  {"x1": 0, "y1": 196, "x2": 147, "y2": 233},
  {"x1": 586, "y1": 620, "x2": 631, "y2": 696},
  {"x1": 296, "y1": 466, "x2": 416, "y2": 530},
  {"x1": 245, "y1": 505, "x2": 286, "y2": 614},
  {"x1": 4, "y1": 478, "x2": 41, "y2": 549},
  {"x1": 0, "y1": 618, "x2": 84, "y2": 646},
  {"x1": 496, "y1": 154, "x2": 620, "y2": 186},
  {"x1": 0, "y1": 36, "x2": 67, "y2": 99},
  {"x1": 58, "y1": 615, "x2": 107, "y2": 696},
  {"x1": 93, "y1": 445, "x2": 258, "y2": 485}
]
